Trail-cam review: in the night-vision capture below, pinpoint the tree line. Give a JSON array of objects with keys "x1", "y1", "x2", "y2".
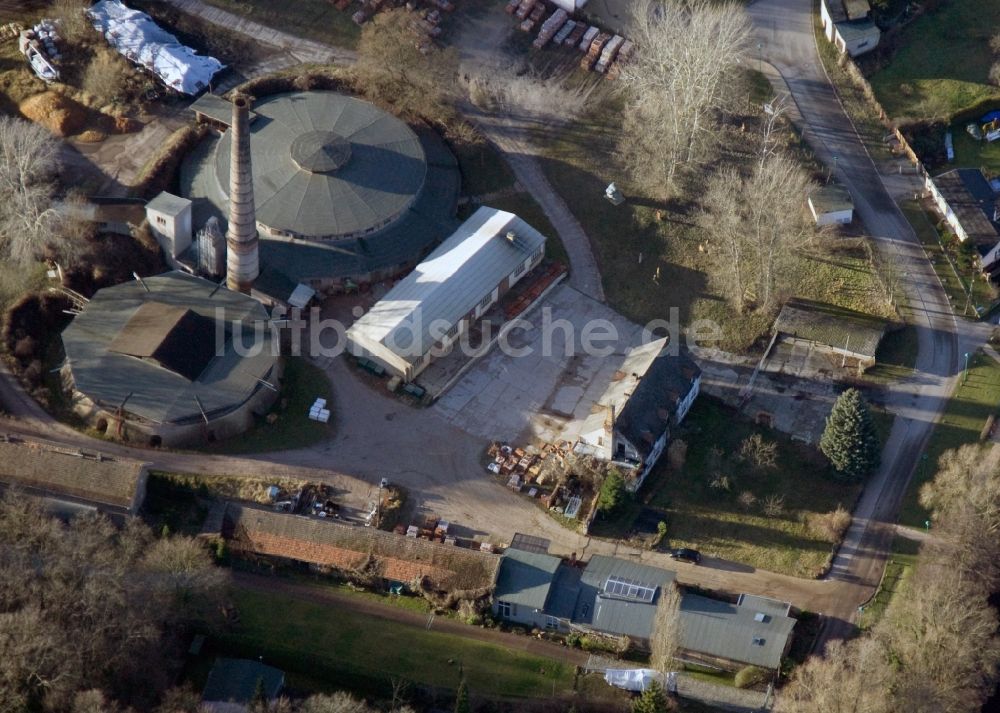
[{"x1": 777, "y1": 444, "x2": 1000, "y2": 712}]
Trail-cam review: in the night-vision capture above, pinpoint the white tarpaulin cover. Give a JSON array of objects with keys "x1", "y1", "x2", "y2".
[
  {"x1": 88, "y1": 0, "x2": 223, "y2": 95},
  {"x1": 604, "y1": 669, "x2": 673, "y2": 693}
]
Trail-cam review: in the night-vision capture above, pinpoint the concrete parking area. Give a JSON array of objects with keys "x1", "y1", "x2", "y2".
[{"x1": 432, "y1": 283, "x2": 650, "y2": 444}]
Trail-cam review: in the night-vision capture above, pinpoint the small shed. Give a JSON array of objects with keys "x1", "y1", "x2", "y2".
[
  {"x1": 202, "y1": 658, "x2": 284, "y2": 712},
  {"x1": 146, "y1": 191, "x2": 193, "y2": 263},
  {"x1": 773, "y1": 300, "x2": 887, "y2": 373},
  {"x1": 808, "y1": 184, "x2": 854, "y2": 225}
]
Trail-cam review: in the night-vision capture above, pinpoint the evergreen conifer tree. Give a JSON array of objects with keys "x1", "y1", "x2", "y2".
[{"x1": 819, "y1": 388, "x2": 880, "y2": 482}]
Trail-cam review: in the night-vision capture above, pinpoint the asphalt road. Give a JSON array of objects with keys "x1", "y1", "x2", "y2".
[
  {"x1": 747, "y1": 0, "x2": 989, "y2": 640},
  {"x1": 0, "y1": 0, "x2": 984, "y2": 647}
]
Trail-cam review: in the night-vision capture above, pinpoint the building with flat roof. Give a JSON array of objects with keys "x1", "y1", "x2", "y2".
[
  {"x1": 59, "y1": 271, "x2": 282, "y2": 447},
  {"x1": 0, "y1": 434, "x2": 148, "y2": 518},
  {"x1": 181, "y1": 90, "x2": 460, "y2": 292},
  {"x1": 202, "y1": 658, "x2": 284, "y2": 713},
  {"x1": 346, "y1": 207, "x2": 547, "y2": 382},
  {"x1": 808, "y1": 184, "x2": 854, "y2": 225}
]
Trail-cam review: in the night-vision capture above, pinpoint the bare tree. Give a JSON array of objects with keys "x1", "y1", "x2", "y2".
[
  {"x1": 701, "y1": 152, "x2": 816, "y2": 311},
  {"x1": 83, "y1": 47, "x2": 129, "y2": 106},
  {"x1": 649, "y1": 581, "x2": 683, "y2": 674},
  {"x1": 618, "y1": 0, "x2": 752, "y2": 197},
  {"x1": 48, "y1": 0, "x2": 93, "y2": 47},
  {"x1": 0, "y1": 117, "x2": 64, "y2": 267},
  {"x1": 776, "y1": 637, "x2": 893, "y2": 713}
]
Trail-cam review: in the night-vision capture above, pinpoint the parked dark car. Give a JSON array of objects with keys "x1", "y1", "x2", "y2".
[{"x1": 669, "y1": 548, "x2": 702, "y2": 564}]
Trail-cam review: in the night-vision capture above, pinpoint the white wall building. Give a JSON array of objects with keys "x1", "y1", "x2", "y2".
[
  {"x1": 145, "y1": 191, "x2": 193, "y2": 264},
  {"x1": 808, "y1": 184, "x2": 854, "y2": 226},
  {"x1": 820, "y1": 0, "x2": 881, "y2": 57},
  {"x1": 346, "y1": 207, "x2": 547, "y2": 382}
]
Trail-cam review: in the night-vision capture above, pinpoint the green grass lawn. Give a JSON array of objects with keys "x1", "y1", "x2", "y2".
[
  {"x1": 200, "y1": 0, "x2": 361, "y2": 50},
  {"x1": 859, "y1": 552, "x2": 911, "y2": 630},
  {"x1": 641, "y1": 399, "x2": 862, "y2": 577},
  {"x1": 869, "y1": 2, "x2": 1000, "y2": 123},
  {"x1": 219, "y1": 587, "x2": 577, "y2": 700},
  {"x1": 201, "y1": 357, "x2": 334, "y2": 455},
  {"x1": 532, "y1": 74, "x2": 893, "y2": 352},
  {"x1": 949, "y1": 127, "x2": 1000, "y2": 177},
  {"x1": 898, "y1": 348, "x2": 1000, "y2": 527}
]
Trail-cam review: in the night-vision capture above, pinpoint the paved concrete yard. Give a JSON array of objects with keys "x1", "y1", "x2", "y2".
[
  {"x1": 432, "y1": 283, "x2": 648, "y2": 443},
  {"x1": 695, "y1": 340, "x2": 850, "y2": 444}
]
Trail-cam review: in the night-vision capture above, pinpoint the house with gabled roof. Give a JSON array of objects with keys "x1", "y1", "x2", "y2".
[
  {"x1": 926, "y1": 168, "x2": 1000, "y2": 279},
  {"x1": 574, "y1": 341, "x2": 701, "y2": 490}
]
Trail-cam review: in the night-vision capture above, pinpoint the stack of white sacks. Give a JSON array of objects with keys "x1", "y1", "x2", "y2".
[{"x1": 308, "y1": 398, "x2": 330, "y2": 423}]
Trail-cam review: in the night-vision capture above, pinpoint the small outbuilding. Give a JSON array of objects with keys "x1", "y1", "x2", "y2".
[
  {"x1": 819, "y1": 0, "x2": 881, "y2": 57},
  {"x1": 773, "y1": 300, "x2": 887, "y2": 373},
  {"x1": 202, "y1": 658, "x2": 284, "y2": 713},
  {"x1": 808, "y1": 184, "x2": 854, "y2": 225},
  {"x1": 0, "y1": 434, "x2": 148, "y2": 519},
  {"x1": 346, "y1": 207, "x2": 547, "y2": 382},
  {"x1": 145, "y1": 191, "x2": 193, "y2": 266}
]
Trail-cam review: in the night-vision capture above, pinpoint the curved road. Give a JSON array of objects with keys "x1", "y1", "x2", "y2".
[
  {"x1": 748, "y1": 0, "x2": 990, "y2": 638},
  {"x1": 0, "y1": 0, "x2": 984, "y2": 647}
]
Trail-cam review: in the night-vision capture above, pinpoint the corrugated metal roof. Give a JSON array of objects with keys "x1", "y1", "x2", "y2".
[
  {"x1": 932, "y1": 168, "x2": 1000, "y2": 244},
  {"x1": 214, "y1": 91, "x2": 426, "y2": 240},
  {"x1": 679, "y1": 593, "x2": 795, "y2": 669},
  {"x1": 494, "y1": 548, "x2": 563, "y2": 610},
  {"x1": 60, "y1": 271, "x2": 279, "y2": 425},
  {"x1": 347, "y1": 207, "x2": 546, "y2": 365}
]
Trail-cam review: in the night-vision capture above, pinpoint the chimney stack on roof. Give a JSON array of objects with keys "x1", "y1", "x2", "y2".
[{"x1": 226, "y1": 94, "x2": 259, "y2": 293}]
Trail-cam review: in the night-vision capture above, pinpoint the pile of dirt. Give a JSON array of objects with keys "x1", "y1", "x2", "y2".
[{"x1": 19, "y1": 91, "x2": 88, "y2": 136}]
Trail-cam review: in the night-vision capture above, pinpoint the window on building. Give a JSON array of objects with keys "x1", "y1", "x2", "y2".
[
  {"x1": 155, "y1": 216, "x2": 166, "y2": 227},
  {"x1": 477, "y1": 291, "x2": 493, "y2": 313},
  {"x1": 545, "y1": 616, "x2": 559, "y2": 630},
  {"x1": 511, "y1": 261, "x2": 527, "y2": 279},
  {"x1": 498, "y1": 601, "x2": 512, "y2": 618}
]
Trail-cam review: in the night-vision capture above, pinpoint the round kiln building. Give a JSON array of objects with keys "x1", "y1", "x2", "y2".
[
  {"x1": 182, "y1": 90, "x2": 460, "y2": 293},
  {"x1": 60, "y1": 271, "x2": 281, "y2": 447}
]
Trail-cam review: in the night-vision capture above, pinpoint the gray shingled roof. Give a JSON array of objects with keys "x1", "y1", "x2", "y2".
[
  {"x1": 214, "y1": 91, "x2": 426, "y2": 240},
  {"x1": 0, "y1": 435, "x2": 145, "y2": 509},
  {"x1": 773, "y1": 300, "x2": 887, "y2": 360},
  {"x1": 932, "y1": 168, "x2": 1000, "y2": 246},
  {"x1": 61, "y1": 271, "x2": 279, "y2": 425},
  {"x1": 679, "y1": 593, "x2": 796, "y2": 669},
  {"x1": 494, "y1": 548, "x2": 563, "y2": 610},
  {"x1": 346, "y1": 207, "x2": 546, "y2": 365}
]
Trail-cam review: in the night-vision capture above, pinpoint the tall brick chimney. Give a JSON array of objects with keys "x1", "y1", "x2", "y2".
[{"x1": 226, "y1": 94, "x2": 259, "y2": 293}]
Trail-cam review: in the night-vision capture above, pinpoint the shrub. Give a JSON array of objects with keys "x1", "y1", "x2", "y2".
[
  {"x1": 130, "y1": 125, "x2": 207, "y2": 199},
  {"x1": 807, "y1": 505, "x2": 853, "y2": 543},
  {"x1": 734, "y1": 665, "x2": 770, "y2": 689}
]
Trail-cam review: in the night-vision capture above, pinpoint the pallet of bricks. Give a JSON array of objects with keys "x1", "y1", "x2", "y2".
[{"x1": 532, "y1": 8, "x2": 566, "y2": 48}]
